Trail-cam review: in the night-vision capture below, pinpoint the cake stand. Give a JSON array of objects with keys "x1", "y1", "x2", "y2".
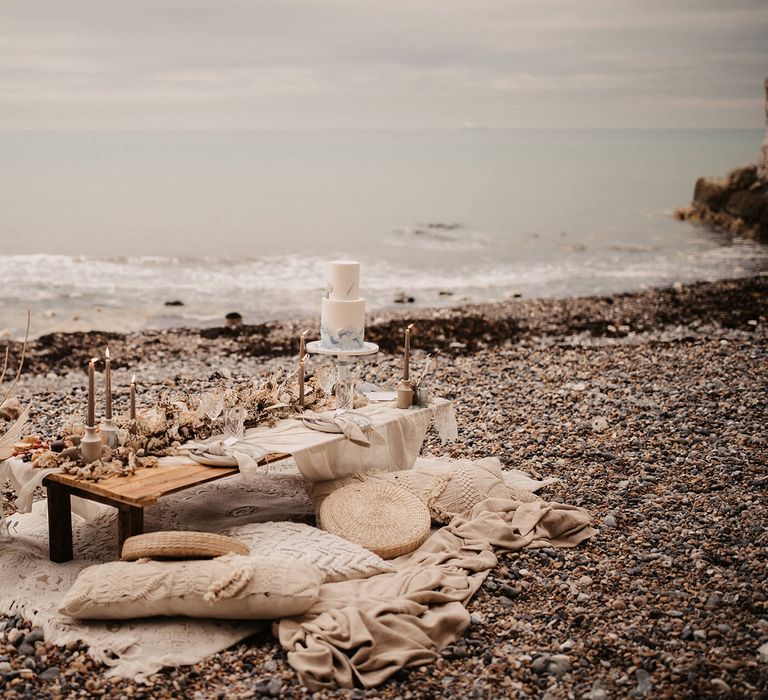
[{"x1": 306, "y1": 340, "x2": 379, "y2": 417}]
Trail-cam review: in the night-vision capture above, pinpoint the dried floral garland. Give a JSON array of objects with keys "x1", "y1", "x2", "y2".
[{"x1": 28, "y1": 366, "x2": 367, "y2": 482}]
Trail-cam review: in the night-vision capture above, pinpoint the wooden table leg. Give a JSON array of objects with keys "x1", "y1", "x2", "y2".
[
  {"x1": 46, "y1": 482, "x2": 73, "y2": 563},
  {"x1": 117, "y1": 505, "x2": 144, "y2": 555}
]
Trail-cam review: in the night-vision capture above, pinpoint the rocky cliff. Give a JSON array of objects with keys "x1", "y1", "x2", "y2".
[{"x1": 675, "y1": 79, "x2": 768, "y2": 243}]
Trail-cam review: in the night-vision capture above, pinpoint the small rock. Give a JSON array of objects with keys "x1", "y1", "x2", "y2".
[
  {"x1": 591, "y1": 417, "x2": 609, "y2": 432},
  {"x1": 704, "y1": 593, "x2": 722, "y2": 611},
  {"x1": 757, "y1": 641, "x2": 768, "y2": 663},
  {"x1": 632, "y1": 669, "x2": 653, "y2": 697},
  {"x1": 584, "y1": 680, "x2": 609, "y2": 700},
  {"x1": 0, "y1": 661, "x2": 12, "y2": 674},
  {"x1": 548, "y1": 654, "x2": 571, "y2": 676},
  {"x1": 225, "y1": 312, "x2": 243, "y2": 328},
  {"x1": 710, "y1": 678, "x2": 730, "y2": 694},
  {"x1": 266, "y1": 677, "x2": 283, "y2": 697},
  {"x1": 38, "y1": 667, "x2": 60, "y2": 681},
  {"x1": 0, "y1": 396, "x2": 21, "y2": 421},
  {"x1": 7, "y1": 628, "x2": 22, "y2": 645},
  {"x1": 24, "y1": 629, "x2": 44, "y2": 645},
  {"x1": 499, "y1": 584, "x2": 520, "y2": 599},
  {"x1": 470, "y1": 612, "x2": 484, "y2": 625},
  {"x1": 17, "y1": 643, "x2": 35, "y2": 657},
  {"x1": 611, "y1": 598, "x2": 626, "y2": 611},
  {"x1": 571, "y1": 382, "x2": 587, "y2": 392},
  {"x1": 578, "y1": 575, "x2": 593, "y2": 588},
  {"x1": 164, "y1": 300, "x2": 184, "y2": 306},
  {"x1": 603, "y1": 515, "x2": 617, "y2": 528},
  {"x1": 531, "y1": 654, "x2": 550, "y2": 673},
  {"x1": 50, "y1": 440, "x2": 66, "y2": 453}
]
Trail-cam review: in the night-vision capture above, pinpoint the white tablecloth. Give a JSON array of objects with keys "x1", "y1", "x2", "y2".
[
  {"x1": 229, "y1": 399, "x2": 457, "y2": 482},
  {"x1": 0, "y1": 400, "x2": 457, "y2": 527}
]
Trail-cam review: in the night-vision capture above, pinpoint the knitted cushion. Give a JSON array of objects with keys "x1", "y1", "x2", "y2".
[
  {"x1": 121, "y1": 531, "x2": 250, "y2": 561},
  {"x1": 416, "y1": 457, "x2": 528, "y2": 523},
  {"x1": 222, "y1": 521, "x2": 394, "y2": 583},
  {"x1": 368, "y1": 470, "x2": 449, "y2": 512},
  {"x1": 318, "y1": 481, "x2": 431, "y2": 559},
  {"x1": 59, "y1": 554, "x2": 321, "y2": 620}
]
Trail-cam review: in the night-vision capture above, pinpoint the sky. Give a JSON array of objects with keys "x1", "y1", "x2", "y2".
[{"x1": 1, "y1": 0, "x2": 767, "y2": 131}]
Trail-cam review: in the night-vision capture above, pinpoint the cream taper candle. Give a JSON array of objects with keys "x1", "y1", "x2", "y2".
[
  {"x1": 130, "y1": 374, "x2": 136, "y2": 420},
  {"x1": 403, "y1": 323, "x2": 414, "y2": 381},
  {"x1": 87, "y1": 358, "x2": 96, "y2": 427},
  {"x1": 104, "y1": 347, "x2": 112, "y2": 420}
]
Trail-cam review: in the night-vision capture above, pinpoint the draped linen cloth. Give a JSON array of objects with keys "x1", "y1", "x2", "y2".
[
  {"x1": 277, "y1": 498, "x2": 597, "y2": 690},
  {"x1": 190, "y1": 399, "x2": 457, "y2": 482}
]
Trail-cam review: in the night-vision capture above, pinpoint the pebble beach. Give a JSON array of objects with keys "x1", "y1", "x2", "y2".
[{"x1": 2, "y1": 274, "x2": 767, "y2": 699}]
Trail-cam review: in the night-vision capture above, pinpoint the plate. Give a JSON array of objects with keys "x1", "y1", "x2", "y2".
[
  {"x1": 303, "y1": 411, "x2": 373, "y2": 434},
  {"x1": 188, "y1": 450, "x2": 238, "y2": 467},
  {"x1": 303, "y1": 417, "x2": 343, "y2": 434},
  {"x1": 365, "y1": 391, "x2": 397, "y2": 402}
]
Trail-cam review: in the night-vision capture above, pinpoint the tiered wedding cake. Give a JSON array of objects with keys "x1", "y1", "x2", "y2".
[{"x1": 320, "y1": 260, "x2": 366, "y2": 350}]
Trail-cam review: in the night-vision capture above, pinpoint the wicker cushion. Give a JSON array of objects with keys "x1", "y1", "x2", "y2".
[
  {"x1": 60, "y1": 554, "x2": 321, "y2": 620},
  {"x1": 318, "y1": 481, "x2": 431, "y2": 559},
  {"x1": 222, "y1": 521, "x2": 394, "y2": 583},
  {"x1": 121, "y1": 531, "x2": 250, "y2": 561}
]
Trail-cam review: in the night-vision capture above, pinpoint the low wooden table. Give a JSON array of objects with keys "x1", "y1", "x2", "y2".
[{"x1": 42, "y1": 455, "x2": 286, "y2": 563}]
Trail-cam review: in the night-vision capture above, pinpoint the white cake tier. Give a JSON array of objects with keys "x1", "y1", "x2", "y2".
[
  {"x1": 320, "y1": 298, "x2": 365, "y2": 350},
  {"x1": 328, "y1": 260, "x2": 360, "y2": 301}
]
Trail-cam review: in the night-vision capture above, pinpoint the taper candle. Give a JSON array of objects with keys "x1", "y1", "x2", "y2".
[
  {"x1": 130, "y1": 374, "x2": 136, "y2": 420},
  {"x1": 87, "y1": 358, "x2": 96, "y2": 427},
  {"x1": 298, "y1": 353, "x2": 308, "y2": 407},
  {"x1": 299, "y1": 329, "x2": 310, "y2": 365},
  {"x1": 403, "y1": 324, "x2": 414, "y2": 380},
  {"x1": 104, "y1": 347, "x2": 112, "y2": 420}
]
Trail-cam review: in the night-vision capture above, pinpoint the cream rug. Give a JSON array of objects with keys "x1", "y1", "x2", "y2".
[
  {"x1": 0, "y1": 459, "x2": 313, "y2": 681},
  {"x1": 0, "y1": 457, "x2": 568, "y2": 683}
]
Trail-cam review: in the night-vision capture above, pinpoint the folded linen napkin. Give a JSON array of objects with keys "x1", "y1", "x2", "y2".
[
  {"x1": 182, "y1": 440, "x2": 269, "y2": 473},
  {"x1": 314, "y1": 412, "x2": 371, "y2": 447}
]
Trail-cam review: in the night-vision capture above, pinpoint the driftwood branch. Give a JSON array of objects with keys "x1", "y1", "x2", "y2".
[{"x1": 0, "y1": 308, "x2": 31, "y2": 409}]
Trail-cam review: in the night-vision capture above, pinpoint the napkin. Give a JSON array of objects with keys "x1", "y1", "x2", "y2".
[{"x1": 315, "y1": 412, "x2": 371, "y2": 447}]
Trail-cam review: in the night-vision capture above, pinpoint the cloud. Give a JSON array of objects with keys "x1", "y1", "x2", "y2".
[{"x1": 0, "y1": 0, "x2": 766, "y2": 129}]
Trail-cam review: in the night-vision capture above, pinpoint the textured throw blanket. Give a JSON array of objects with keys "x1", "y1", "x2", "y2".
[{"x1": 277, "y1": 498, "x2": 597, "y2": 689}]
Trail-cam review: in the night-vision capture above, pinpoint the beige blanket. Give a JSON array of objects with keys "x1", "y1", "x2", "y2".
[{"x1": 277, "y1": 497, "x2": 597, "y2": 689}]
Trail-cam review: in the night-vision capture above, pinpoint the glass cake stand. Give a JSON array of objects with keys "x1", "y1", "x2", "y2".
[{"x1": 306, "y1": 340, "x2": 379, "y2": 416}]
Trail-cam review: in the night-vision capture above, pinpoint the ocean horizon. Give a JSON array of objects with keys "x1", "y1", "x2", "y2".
[{"x1": 1, "y1": 127, "x2": 766, "y2": 338}]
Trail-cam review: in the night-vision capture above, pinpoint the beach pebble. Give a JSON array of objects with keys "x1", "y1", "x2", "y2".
[
  {"x1": 757, "y1": 642, "x2": 768, "y2": 663},
  {"x1": 631, "y1": 669, "x2": 653, "y2": 697},
  {"x1": 0, "y1": 397, "x2": 21, "y2": 421},
  {"x1": 591, "y1": 416, "x2": 609, "y2": 432},
  {"x1": 24, "y1": 629, "x2": 44, "y2": 645},
  {"x1": 38, "y1": 667, "x2": 60, "y2": 680},
  {"x1": 603, "y1": 514, "x2": 617, "y2": 528}
]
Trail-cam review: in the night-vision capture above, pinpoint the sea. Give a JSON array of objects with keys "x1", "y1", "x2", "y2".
[{"x1": 0, "y1": 128, "x2": 766, "y2": 338}]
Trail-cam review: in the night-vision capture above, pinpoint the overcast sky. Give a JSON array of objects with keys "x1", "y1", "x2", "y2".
[{"x1": 1, "y1": 0, "x2": 766, "y2": 131}]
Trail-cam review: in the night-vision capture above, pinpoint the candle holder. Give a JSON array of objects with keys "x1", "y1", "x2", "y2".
[
  {"x1": 396, "y1": 379, "x2": 414, "y2": 409},
  {"x1": 306, "y1": 341, "x2": 379, "y2": 416},
  {"x1": 80, "y1": 426, "x2": 103, "y2": 464},
  {"x1": 100, "y1": 418, "x2": 119, "y2": 449}
]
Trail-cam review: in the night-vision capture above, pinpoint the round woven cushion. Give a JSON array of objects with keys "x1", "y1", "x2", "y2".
[
  {"x1": 121, "y1": 531, "x2": 250, "y2": 561},
  {"x1": 318, "y1": 481, "x2": 431, "y2": 559}
]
